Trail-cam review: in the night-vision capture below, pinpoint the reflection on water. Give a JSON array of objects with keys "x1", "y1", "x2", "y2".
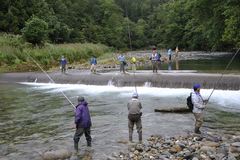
[
  {"x1": 0, "y1": 83, "x2": 240, "y2": 159},
  {"x1": 139, "y1": 53, "x2": 240, "y2": 71}
]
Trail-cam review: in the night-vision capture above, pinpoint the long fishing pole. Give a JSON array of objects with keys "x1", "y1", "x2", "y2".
[
  {"x1": 206, "y1": 48, "x2": 240, "y2": 103},
  {"x1": 27, "y1": 53, "x2": 76, "y2": 109}
]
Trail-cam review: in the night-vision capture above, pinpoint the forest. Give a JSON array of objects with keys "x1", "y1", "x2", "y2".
[{"x1": 0, "y1": 0, "x2": 239, "y2": 51}]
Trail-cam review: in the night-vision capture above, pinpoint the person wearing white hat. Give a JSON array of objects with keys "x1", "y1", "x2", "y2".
[{"x1": 127, "y1": 92, "x2": 143, "y2": 143}]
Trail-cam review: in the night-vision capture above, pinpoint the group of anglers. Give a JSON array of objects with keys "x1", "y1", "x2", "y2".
[
  {"x1": 118, "y1": 47, "x2": 179, "y2": 74},
  {"x1": 59, "y1": 47, "x2": 179, "y2": 74},
  {"x1": 59, "y1": 56, "x2": 97, "y2": 74},
  {"x1": 73, "y1": 83, "x2": 207, "y2": 153}
]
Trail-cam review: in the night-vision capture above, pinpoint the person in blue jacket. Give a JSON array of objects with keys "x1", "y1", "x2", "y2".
[
  {"x1": 90, "y1": 56, "x2": 97, "y2": 73},
  {"x1": 60, "y1": 55, "x2": 67, "y2": 73}
]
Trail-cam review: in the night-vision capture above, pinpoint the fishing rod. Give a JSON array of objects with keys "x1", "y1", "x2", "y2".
[
  {"x1": 27, "y1": 53, "x2": 76, "y2": 109},
  {"x1": 206, "y1": 48, "x2": 240, "y2": 103}
]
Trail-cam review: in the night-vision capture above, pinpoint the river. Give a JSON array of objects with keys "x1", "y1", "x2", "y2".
[{"x1": 0, "y1": 82, "x2": 240, "y2": 159}]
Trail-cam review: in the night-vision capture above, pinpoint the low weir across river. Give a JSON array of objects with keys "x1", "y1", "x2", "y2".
[{"x1": 1, "y1": 70, "x2": 240, "y2": 90}]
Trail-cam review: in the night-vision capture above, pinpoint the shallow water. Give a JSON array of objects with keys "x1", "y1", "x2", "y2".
[
  {"x1": 139, "y1": 53, "x2": 240, "y2": 71},
  {"x1": 0, "y1": 83, "x2": 240, "y2": 159}
]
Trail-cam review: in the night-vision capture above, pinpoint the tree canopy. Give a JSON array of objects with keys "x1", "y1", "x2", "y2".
[{"x1": 0, "y1": 0, "x2": 239, "y2": 50}]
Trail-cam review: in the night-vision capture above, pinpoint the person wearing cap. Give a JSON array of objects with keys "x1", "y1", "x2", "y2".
[
  {"x1": 60, "y1": 55, "x2": 67, "y2": 73},
  {"x1": 191, "y1": 84, "x2": 207, "y2": 134},
  {"x1": 167, "y1": 48, "x2": 172, "y2": 61},
  {"x1": 150, "y1": 48, "x2": 158, "y2": 73},
  {"x1": 127, "y1": 92, "x2": 143, "y2": 143},
  {"x1": 118, "y1": 53, "x2": 127, "y2": 73},
  {"x1": 73, "y1": 96, "x2": 92, "y2": 152}
]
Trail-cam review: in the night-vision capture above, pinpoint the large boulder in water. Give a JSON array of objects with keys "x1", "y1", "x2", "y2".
[{"x1": 41, "y1": 149, "x2": 72, "y2": 160}]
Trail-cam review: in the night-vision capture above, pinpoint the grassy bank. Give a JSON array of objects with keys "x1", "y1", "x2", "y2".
[{"x1": 0, "y1": 34, "x2": 112, "y2": 72}]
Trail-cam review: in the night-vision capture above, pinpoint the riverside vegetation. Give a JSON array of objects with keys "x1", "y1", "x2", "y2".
[{"x1": 0, "y1": 34, "x2": 112, "y2": 72}]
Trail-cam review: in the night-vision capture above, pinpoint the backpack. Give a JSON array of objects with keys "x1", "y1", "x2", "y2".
[{"x1": 187, "y1": 93, "x2": 193, "y2": 111}]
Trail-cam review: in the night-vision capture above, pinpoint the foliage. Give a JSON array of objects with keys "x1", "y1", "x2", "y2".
[
  {"x1": 22, "y1": 16, "x2": 48, "y2": 45},
  {"x1": 0, "y1": 0, "x2": 239, "y2": 50},
  {"x1": 0, "y1": 34, "x2": 111, "y2": 72}
]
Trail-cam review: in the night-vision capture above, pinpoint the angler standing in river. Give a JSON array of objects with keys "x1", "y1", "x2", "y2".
[
  {"x1": 74, "y1": 97, "x2": 92, "y2": 153},
  {"x1": 191, "y1": 84, "x2": 207, "y2": 134},
  {"x1": 118, "y1": 53, "x2": 127, "y2": 74},
  {"x1": 90, "y1": 56, "x2": 97, "y2": 73},
  {"x1": 127, "y1": 92, "x2": 143, "y2": 143},
  {"x1": 150, "y1": 48, "x2": 158, "y2": 73}
]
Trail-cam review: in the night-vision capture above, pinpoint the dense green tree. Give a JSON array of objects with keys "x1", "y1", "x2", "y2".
[
  {"x1": 0, "y1": 0, "x2": 239, "y2": 50},
  {"x1": 22, "y1": 16, "x2": 48, "y2": 45},
  {"x1": 222, "y1": 0, "x2": 240, "y2": 48}
]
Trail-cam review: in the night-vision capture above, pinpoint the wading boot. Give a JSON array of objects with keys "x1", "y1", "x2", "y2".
[
  {"x1": 194, "y1": 127, "x2": 201, "y2": 134},
  {"x1": 74, "y1": 142, "x2": 79, "y2": 154},
  {"x1": 87, "y1": 141, "x2": 91, "y2": 147},
  {"x1": 139, "y1": 132, "x2": 142, "y2": 143},
  {"x1": 129, "y1": 133, "x2": 133, "y2": 142}
]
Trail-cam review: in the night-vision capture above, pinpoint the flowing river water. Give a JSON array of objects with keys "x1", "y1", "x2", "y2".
[{"x1": 0, "y1": 82, "x2": 240, "y2": 160}]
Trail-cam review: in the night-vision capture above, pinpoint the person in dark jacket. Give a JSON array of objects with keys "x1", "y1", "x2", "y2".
[{"x1": 73, "y1": 96, "x2": 92, "y2": 152}]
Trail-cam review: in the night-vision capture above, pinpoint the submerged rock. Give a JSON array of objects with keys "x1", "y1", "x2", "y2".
[{"x1": 41, "y1": 149, "x2": 72, "y2": 160}]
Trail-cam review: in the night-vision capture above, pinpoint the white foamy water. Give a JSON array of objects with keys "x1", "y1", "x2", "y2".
[{"x1": 20, "y1": 82, "x2": 240, "y2": 111}]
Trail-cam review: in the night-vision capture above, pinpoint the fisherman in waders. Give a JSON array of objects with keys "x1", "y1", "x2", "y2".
[
  {"x1": 60, "y1": 55, "x2": 67, "y2": 73},
  {"x1": 127, "y1": 92, "x2": 142, "y2": 143},
  {"x1": 131, "y1": 56, "x2": 137, "y2": 72},
  {"x1": 118, "y1": 53, "x2": 126, "y2": 73},
  {"x1": 150, "y1": 48, "x2": 158, "y2": 73},
  {"x1": 191, "y1": 84, "x2": 207, "y2": 134},
  {"x1": 74, "y1": 97, "x2": 92, "y2": 153},
  {"x1": 90, "y1": 56, "x2": 97, "y2": 73},
  {"x1": 167, "y1": 48, "x2": 172, "y2": 61}
]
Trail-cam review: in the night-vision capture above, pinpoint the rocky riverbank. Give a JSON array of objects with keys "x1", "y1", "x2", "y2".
[{"x1": 110, "y1": 133, "x2": 240, "y2": 160}]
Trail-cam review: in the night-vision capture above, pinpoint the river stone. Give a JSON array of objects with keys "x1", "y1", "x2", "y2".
[
  {"x1": 130, "y1": 147, "x2": 135, "y2": 152},
  {"x1": 229, "y1": 146, "x2": 240, "y2": 153},
  {"x1": 133, "y1": 150, "x2": 139, "y2": 155},
  {"x1": 232, "y1": 136, "x2": 240, "y2": 142},
  {"x1": 136, "y1": 144, "x2": 143, "y2": 152},
  {"x1": 169, "y1": 145, "x2": 182, "y2": 153},
  {"x1": 192, "y1": 157, "x2": 199, "y2": 160},
  {"x1": 150, "y1": 148, "x2": 158, "y2": 155},
  {"x1": 193, "y1": 136, "x2": 202, "y2": 141},
  {"x1": 42, "y1": 149, "x2": 72, "y2": 160},
  {"x1": 227, "y1": 153, "x2": 237, "y2": 160},
  {"x1": 129, "y1": 153, "x2": 134, "y2": 158},
  {"x1": 111, "y1": 152, "x2": 118, "y2": 158},
  {"x1": 231, "y1": 142, "x2": 240, "y2": 147},
  {"x1": 200, "y1": 153, "x2": 210, "y2": 160},
  {"x1": 200, "y1": 146, "x2": 216, "y2": 153},
  {"x1": 202, "y1": 141, "x2": 220, "y2": 147},
  {"x1": 215, "y1": 153, "x2": 226, "y2": 160}
]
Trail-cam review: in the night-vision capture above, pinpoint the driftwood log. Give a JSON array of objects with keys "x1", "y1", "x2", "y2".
[{"x1": 154, "y1": 107, "x2": 190, "y2": 113}]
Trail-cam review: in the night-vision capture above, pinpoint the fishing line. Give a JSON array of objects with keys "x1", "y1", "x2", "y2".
[
  {"x1": 27, "y1": 53, "x2": 76, "y2": 109},
  {"x1": 206, "y1": 48, "x2": 240, "y2": 103}
]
